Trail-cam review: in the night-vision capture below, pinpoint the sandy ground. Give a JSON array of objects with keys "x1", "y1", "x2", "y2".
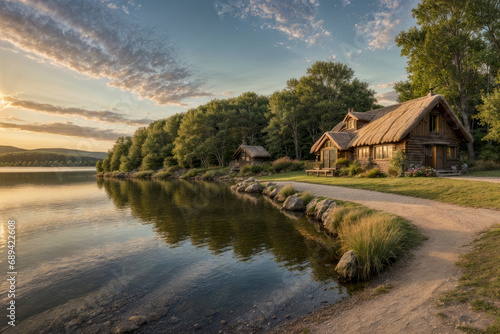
[{"x1": 274, "y1": 181, "x2": 500, "y2": 334}]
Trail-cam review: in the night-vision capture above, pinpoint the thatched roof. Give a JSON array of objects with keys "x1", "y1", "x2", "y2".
[
  {"x1": 310, "y1": 131, "x2": 354, "y2": 152},
  {"x1": 349, "y1": 94, "x2": 473, "y2": 147},
  {"x1": 311, "y1": 94, "x2": 473, "y2": 153},
  {"x1": 232, "y1": 145, "x2": 271, "y2": 159}
]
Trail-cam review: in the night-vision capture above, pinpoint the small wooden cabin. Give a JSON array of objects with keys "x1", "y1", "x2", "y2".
[
  {"x1": 309, "y1": 92, "x2": 473, "y2": 174},
  {"x1": 230, "y1": 144, "x2": 271, "y2": 171}
]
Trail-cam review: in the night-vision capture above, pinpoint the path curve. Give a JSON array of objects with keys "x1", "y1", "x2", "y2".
[{"x1": 276, "y1": 181, "x2": 500, "y2": 334}]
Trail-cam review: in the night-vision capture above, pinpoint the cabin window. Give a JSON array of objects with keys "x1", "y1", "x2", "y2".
[
  {"x1": 358, "y1": 147, "x2": 369, "y2": 159},
  {"x1": 447, "y1": 146, "x2": 457, "y2": 159},
  {"x1": 429, "y1": 114, "x2": 439, "y2": 133},
  {"x1": 374, "y1": 145, "x2": 392, "y2": 159},
  {"x1": 346, "y1": 120, "x2": 356, "y2": 130}
]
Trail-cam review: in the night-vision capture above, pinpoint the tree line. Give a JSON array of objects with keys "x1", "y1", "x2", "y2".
[
  {"x1": 97, "y1": 61, "x2": 379, "y2": 173},
  {"x1": 0, "y1": 152, "x2": 98, "y2": 167}
]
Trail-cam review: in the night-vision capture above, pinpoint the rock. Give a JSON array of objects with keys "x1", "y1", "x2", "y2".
[
  {"x1": 320, "y1": 202, "x2": 338, "y2": 222},
  {"x1": 245, "y1": 183, "x2": 262, "y2": 193},
  {"x1": 282, "y1": 196, "x2": 305, "y2": 211},
  {"x1": 230, "y1": 185, "x2": 238, "y2": 191},
  {"x1": 237, "y1": 185, "x2": 246, "y2": 192},
  {"x1": 220, "y1": 320, "x2": 227, "y2": 325},
  {"x1": 262, "y1": 185, "x2": 276, "y2": 196},
  {"x1": 168, "y1": 316, "x2": 180, "y2": 324},
  {"x1": 335, "y1": 250, "x2": 358, "y2": 280},
  {"x1": 205, "y1": 308, "x2": 217, "y2": 316},
  {"x1": 128, "y1": 315, "x2": 147, "y2": 326},
  {"x1": 305, "y1": 197, "x2": 319, "y2": 216},
  {"x1": 266, "y1": 182, "x2": 276, "y2": 187},
  {"x1": 272, "y1": 315, "x2": 277, "y2": 319},
  {"x1": 269, "y1": 187, "x2": 281, "y2": 198},
  {"x1": 245, "y1": 177, "x2": 256, "y2": 183},
  {"x1": 314, "y1": 199, "x2": 335, "y2": 221},
  {"x1": 113, "y1": 323, "x2": 139, "y2": 334},
  {"x1": 285, "y1": 314, "x2": 290, "y2": 319},
  {"x1": 308, "y1": 295, "x2": 314, "y2": 299}
]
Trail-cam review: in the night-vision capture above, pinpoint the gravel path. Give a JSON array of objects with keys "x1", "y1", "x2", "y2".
[
  {"x1": 276, "y1": 182, "x2": 500, "y2": 334},
  {"x1": 447, "y1": 176, "x2": 500, "y2": 183}
]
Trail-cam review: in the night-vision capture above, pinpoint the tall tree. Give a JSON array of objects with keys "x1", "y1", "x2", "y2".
[
  {"x1": 395, "y1": 0, "x2": 487, "y2": 161},
  {"x1": 476, "y1": 74, "x2": 500, "y2": 142}
]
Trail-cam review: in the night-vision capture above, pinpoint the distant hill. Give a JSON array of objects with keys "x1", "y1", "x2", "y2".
[{"x1": 0, "y1": 146, "x2": 107, "y2": 167}]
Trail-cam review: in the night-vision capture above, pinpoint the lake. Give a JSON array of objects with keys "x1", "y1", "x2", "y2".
[{"x1": 0, "y1": 170, "x2": 350, "y2": 333}]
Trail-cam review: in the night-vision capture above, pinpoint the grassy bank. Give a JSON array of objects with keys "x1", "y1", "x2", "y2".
[
  {"x1": 256, "y1": 183, "x2": 424, "y2": 281},
  {"x1": 438, "y1": 225, "x2": 500, "y2": 333},
  {"x1": 259, "y1": 172, "x2": 500, "y2": 210},
  {"x1": 468, "y1": 170, "x2": 500, "y2": 177}
]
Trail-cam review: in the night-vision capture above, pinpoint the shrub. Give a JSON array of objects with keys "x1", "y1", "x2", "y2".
[
  {"x1": 324, "y1": 206, "x2": 373, "y2": 235},
  {"x1": 347, "y1": 161, "x2": 363, "y2": 176},
  {"x1": 303, "y1": 161, "x2": 315, "y2": 170},
  {"x1": 365, "y1": 168, "x2": 385, "y2": 178},
  {"x1": 338, "y1": 214, "x2": 406, "y2": 280},
  {"x1": 404, "y1": 166, "x2": 436, "y2": 177},
  {"x1": 276, "y1": 185, "x2": 296, "y2": 201},
  {"x1": 339, "y1": 167, "x2": 350, "y2": 176},
  {"x1": 387, "y1": 165, "x2": 398, "y2": 177},
  {"x1": 389, "y1": 150, "x2": 409, "y2": 176},
  {"x1": 472, "y1": 159, "x2": 500, "y2": 171},
  {"x1": 272, "y1": 156, "x2": 304, "y2": 173},
  {"x1": 362, "y1": 158, "x2": 376, "y2": 171},
  {"x1": 297, "y1": 191, "x2": 315, "y2": 206},
  {"x1": 134, "y1": 170, "x2": 155, "y2": 179},
  {"x1": 166, "y1": 165, "x2": 182, "y2": 173},
  {"x1": 336, "y1": 158, "x2": 349, "y2": 166},
  {"x1": 181, "y1": 168, "x2": 205, "y2": 179}
]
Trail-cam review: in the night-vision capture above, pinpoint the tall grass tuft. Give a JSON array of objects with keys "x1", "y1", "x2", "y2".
[
  {"x1": 276, "y1": 185, "x2": 296, "y2": 201},
  {"x1": 338, "y1": 214, "x2": 406, "y2": 280},
  {"x1": 298, "y1": 191, "x2": 315, "y2": 206}
]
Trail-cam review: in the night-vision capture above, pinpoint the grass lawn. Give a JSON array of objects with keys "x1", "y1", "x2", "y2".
[
  {"x1": 468, "y1": 169, "x2": 500, "y2": 177},
  {"x1": 259, "y1": 171, "x2": 500, "y2": 210},
  {"x1": 438, "y1": 225, "x2": 500, "y2": 333}
]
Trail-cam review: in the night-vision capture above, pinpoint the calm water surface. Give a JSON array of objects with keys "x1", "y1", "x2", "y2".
[{"x1": 0, "y1": 171, "x2": 350, "y2": 333}]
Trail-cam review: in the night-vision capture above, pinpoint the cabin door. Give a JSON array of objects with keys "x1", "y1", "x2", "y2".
[
  {"x1": 435, "y1": 145, "x2": 445, "y2": 169},
  {"x1": 425, "y1": 146, "x2": 434, "y2": 168}
]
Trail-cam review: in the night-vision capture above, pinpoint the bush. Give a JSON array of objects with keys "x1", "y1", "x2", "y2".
[
  {"x1": 297, "y1": 191, "x2": 315, "y2": 206},
  {"x1": 239, "y1": 164, "x2": 269, "y2": 176},
  {"x1": 152, "y1": 170, "x2": 173, "y2": 179},
  {"x1": 202, "y1": 168, "x2": 229, "y2": 180},
  {"x1": 272, "y1": 156, "x2": 304, "y2": 173},
  {"x1": 336, "y1": 157, "x2": 349, "y2": 166},
  {"x1": 134, "y1": 170, "x2": 155, "y2": 179},
  {"x1": 362, "y1": 158, "x2": 376, "y2": 171},
  {"x1": 389, "y1": 150, "x2": 409, "y2": 176},
  {"x1": 338, "y1": 214, "x2": 406, "y2": 280},
  {"x1": 166, "y1": 165, "x2": 182, "y2": 173},
  {"x1": 365, "y1": 168, "x2": 385, "y2": 178},
  {"x1": 339, "y1": 167, "x2": 350, "y2": 176},
  {"x1": 472, "y1": 160, "x2": 500, "y2": 171},
  {"x1": 324, "y1": 206, "x2": 373, "y2": 235},
  {"x1": 276, "y1": 185, "x2": 296, "y2": 201},
  {"x1": 347, "y1": 161, "x2": 363, "y2": 176},
  {"x1": 404, "y1": 166, "x2": 436, "y2": 177},
  {"x1": 181, "y1": 168, "x2": 206, "y2": 179}
]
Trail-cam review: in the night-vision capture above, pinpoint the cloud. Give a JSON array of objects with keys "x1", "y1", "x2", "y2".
[
  {"x1": 0, "y1": 0, "x2": 211, "y2": 106},
  {"x1": 355, "y1": 0, "x2": 413, "y2": 50},
  {"x1": 0, "y1": 121, "x2": 130, "y2": 141},
  {"x1": 377, "y1": 80, "x2": 397, "y2": 89},
  {"x1": 375, "y1": 90, "x2": 399, "y2": 105},
  {"x1": 4, "y1": 96, "x2": 153, "y2": 125},
  {"x1": 214, "y1": 0, "x2": 330, "y2": 45},
  {"x1": 341, "y1": 0, "x2": 352, "y2": 6}
]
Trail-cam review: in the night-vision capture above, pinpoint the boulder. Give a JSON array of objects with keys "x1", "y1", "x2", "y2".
[
  {"x1": 262, "y1": 185, "x2": 275, "y2": 196},
  {"x1": 128, "y1": 316, "x2": 147, "y2": 326},
  {"x1": 245, "y1": 183, "x2": 262, "y2": 193},
  {"x1": 305, "y1": 197, "x2": 319, "y2": 216},
  {"x1": 230, "y1": 184, "x2": 239, "y2": 191},
  {"x1": 269, "y1": 187, "x2": 281, "y2": 198},
  {"x1": 245, "y1": 177, "x2": 256, "y2": 183},
  {"x1": 236, "y1": 185, "x2": 246, "y2": 192},
  {"x1": 321, "y1": 202, "x2": 338, "y2": 222},
  {"x1": 282, "y1": 195, "x2": 305, "y2": 211},
  {"x1": 314, "y1": 199, "x2": 335, "y2": 221},
  {"x1": 265, "y1": 182, "x2": 276, "y2": 188},
  {"x1": 335, "y1": 250, "x2": 358, "y2": 280}
]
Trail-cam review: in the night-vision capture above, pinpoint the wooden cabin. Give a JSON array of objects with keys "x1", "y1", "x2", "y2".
[
  {"x1": 308, "y1": 92, "x2": 473, "y2": 175},
  {"x1": 230, "y1": 144, "x2": 271, "y2": 171}
]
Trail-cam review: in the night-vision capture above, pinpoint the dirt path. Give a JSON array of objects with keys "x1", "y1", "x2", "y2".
[
  {"x1": 447, "y1": 176, "x2": 500, "y2": 183},
  {"x1": 275, "y1": 182, "x2": 500, "y2": 334}
]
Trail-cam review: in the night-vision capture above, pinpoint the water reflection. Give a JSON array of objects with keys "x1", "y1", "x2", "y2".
[{"x1": 98, "y1": 178, "x2": 339, "y2": 278}]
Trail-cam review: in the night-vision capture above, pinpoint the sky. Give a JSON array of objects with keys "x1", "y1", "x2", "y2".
[{"x1": 0, "y1": 0, "x2": 420, "y2": 152}]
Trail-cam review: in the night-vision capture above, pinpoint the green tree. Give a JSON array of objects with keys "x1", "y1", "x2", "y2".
[
  {"x1": 395, "y1": 0, "x2": 489, "y2": 161},
  {"x1": 476, "y1": 74, "x2": 500, "y2": 142},
  {"x1": 127, "y1": 127, "x2": 148, "y2": 171},
  {"x1": 96, "y1": 160, "x2": 103, "y2": 173}
]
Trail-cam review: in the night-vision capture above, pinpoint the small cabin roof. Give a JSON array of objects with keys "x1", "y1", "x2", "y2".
[
  {"x1": 310, "y1": 131, "x2": 354, "y2": 153},
  {"x1": 232, "y1": 145, "x2": 271, "y2": 159}
]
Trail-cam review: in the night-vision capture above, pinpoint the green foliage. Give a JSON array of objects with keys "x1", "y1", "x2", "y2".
[
  {"x1": 347, "y1": 161, "x2": 362, "y2": 176},
  {"x1": 404, "y1": 167, "x2": 436, "y2": 177},
  {"x1": 133, "y1": 170, "x2": 155, "y2": 179},
  {"x1": 365, "y1": 168, "x2": 385, "y2": 178},
  {"x1": 477, "y1": 75, "x2": 500, "y2": 142},
  {"x1": 152, "y1": 170, "x2": 173, "y2": 179},
  {"x1": 239, "y1": 164, "x2": 270, "y2": 176},
  {"x1": 0, "y1": 151, "x2": 99, "y2": 166},
  {"x1": 389, "y1": 150, "x2": 409, "y2": 176},
  {"x1": 336, "y1": 157, "x2": 349, "y2": 165},
  {"x1": 181, "y1": 168, "x2": 206, "y2": 179},
  {"x1": 96, "y1": 160, "x2": 103, "y2": 173}
]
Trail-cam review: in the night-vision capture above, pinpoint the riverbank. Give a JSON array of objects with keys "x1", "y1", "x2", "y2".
[{"x1": 270, "y1": 182, "x2": 500, "y2": 334}]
